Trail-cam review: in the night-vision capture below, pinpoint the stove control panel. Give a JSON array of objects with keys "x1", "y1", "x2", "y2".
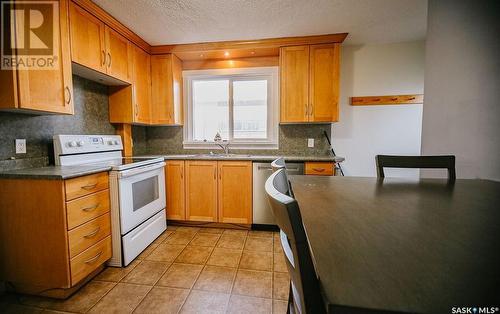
[{"x1": 53, "y1": 134, "x2": 124, "y2": 156}]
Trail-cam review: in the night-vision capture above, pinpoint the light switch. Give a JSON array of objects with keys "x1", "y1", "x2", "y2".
[
  {"x1": 307, "y1": 138, "x2": 314, "y2": 148},
  {"x1": 16, "y1": 139, "x2": 26, "y2": 154}
]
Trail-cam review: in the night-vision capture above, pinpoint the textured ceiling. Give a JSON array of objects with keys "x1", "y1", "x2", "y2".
[{"x1": 92, "y1": 0, "x2": 427, "y2": 46}]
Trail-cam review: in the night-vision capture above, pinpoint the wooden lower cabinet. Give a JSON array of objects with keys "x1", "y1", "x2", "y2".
[
  {"x1": 0, "y1": 172, "x2": 112, "y2": 296},
  {"x1": 165, "y1": 161, "x2": 186, "y2": 220},
  {"x1": 185, "y1": 161, "x2": 218, "y2": 222},
  {"x1": 305, "y1": 162, "x2": 335, "y2": 176},
  {"x1": 168, "y1": 160, "x2": 253, "y2": 224},
  {"x1": 218, "y1": 161, "x2": 253, "y2": 224}
]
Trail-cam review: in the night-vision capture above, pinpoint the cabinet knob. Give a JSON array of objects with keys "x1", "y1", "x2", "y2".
[{"x1": 107, "y1": 52, "x2": 111, "y2": 67}]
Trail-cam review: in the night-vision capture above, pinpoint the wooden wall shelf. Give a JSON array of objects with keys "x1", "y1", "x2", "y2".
[{"x1": 351, "y1": 94, "x2": 424, "y2": 106}]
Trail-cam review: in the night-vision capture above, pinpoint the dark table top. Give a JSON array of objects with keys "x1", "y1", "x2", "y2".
[{"x1": 288, "y1": 176, "x2": 500, "y2": 314}]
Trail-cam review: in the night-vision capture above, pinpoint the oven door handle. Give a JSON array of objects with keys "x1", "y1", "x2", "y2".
[{"x1": 118, "y1": 162, "x2": 166, "y2": 178}]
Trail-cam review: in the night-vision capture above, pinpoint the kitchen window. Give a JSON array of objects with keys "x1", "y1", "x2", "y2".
[{"x1": 183, "y1": 67, "x2": 279, "y2": 149}]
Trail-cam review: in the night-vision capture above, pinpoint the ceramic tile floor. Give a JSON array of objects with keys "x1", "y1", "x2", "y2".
[{"x1": 0, "y1": 226, "x2": 290, "y2": 314}]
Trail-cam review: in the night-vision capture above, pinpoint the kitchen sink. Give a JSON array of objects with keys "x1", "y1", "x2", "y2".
[{"x1": 194, "y1": 153, "x2": 252, "y2": 158}]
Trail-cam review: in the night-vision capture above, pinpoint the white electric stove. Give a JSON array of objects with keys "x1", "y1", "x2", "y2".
[{"x1": 54, "y1": 134, "x2": 167, "y2": 267}]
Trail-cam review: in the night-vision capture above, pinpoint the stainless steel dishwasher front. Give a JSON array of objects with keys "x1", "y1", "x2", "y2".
[{"x1": 252, "y1": 162, "x2": 304, "y2": 225}]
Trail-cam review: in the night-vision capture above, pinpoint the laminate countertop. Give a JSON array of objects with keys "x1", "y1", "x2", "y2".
[
  {"x1": 0, "y1": 155, "x2": 343, "y2": 179},
  {"x1": 288, "y1": 176, "x2": 500, "y2": 313},
  {"x1": 0, "y1": 164, "x2": 112, "y2": 180},
  {"x1": 161, "y1": 154, "x2": 344, "y2": 162}
]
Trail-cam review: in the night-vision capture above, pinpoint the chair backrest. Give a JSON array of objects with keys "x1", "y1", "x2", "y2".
[
  {"x1": 271, "y1": 157, "x2": 293, "y2": 196},
  {"x1": 271, "y1": 157, "x2": 286, "y2": 171},
  {"x1": 265, "y1": 169, "x2": 325, "y2": 314},
  {"x1": 376, "y1": 155, "x2": 456, "y2": 180}
]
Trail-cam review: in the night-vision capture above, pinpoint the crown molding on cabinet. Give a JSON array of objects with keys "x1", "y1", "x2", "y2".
[
  {"x1": 72, "y1": 0, "x2": 151, "y2": 53},
  {"x1": 71, "y1": 1, "x2": 347, "y2": 62},
  {"x1": 150, "y1": 33, "x2": 348, "y2": 57}
]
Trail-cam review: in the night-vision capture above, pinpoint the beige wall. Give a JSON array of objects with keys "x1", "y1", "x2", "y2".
[
  {"x1": 332, "y1": 41, "x2": 425, "y2": 177},
  {"x1": 421, "y1": 0, "x2": 500, "y2": 180}
]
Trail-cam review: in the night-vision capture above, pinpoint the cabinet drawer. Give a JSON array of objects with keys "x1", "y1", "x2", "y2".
[
  {"x1": 305, "y1": 162, "x2": 334, "y2": 176},
  {"x1": 65, "y1": 172, "x2": 109, "y2": 201},
  {"x1": 70, "y1": 236, "x2": 111, "y2": 285},
  {"x1": 66, "y1": 189, "x2": 110, "y2": 229},
  {"x1": 68, "y1": 213, "x2": 111, "y2": 258}
]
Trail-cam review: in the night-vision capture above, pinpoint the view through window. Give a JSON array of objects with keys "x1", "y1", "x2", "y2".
[{"x1": 185, "y1": 67, "x2": 278, "y2": 149}]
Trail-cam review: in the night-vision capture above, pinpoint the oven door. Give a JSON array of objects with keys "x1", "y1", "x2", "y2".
[{"x1": 118, "y1": 162, "x2": 166, "y2": 234}]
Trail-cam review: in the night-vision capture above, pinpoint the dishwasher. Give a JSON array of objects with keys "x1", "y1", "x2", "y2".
[{"x1": 252, "y1": 162, "x2": 304, "y2": 226}]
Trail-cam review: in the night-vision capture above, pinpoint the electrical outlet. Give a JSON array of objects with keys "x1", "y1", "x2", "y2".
[
  {"x1": 16, "y1": 139, "x2": 26, "y2": 154},
  {"x1": 307, "y1": 138, "x2": 314, "y2": 148}
]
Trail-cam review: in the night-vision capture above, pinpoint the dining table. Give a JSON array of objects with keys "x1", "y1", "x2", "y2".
[{"x1": 288, "y1": 176, "x2": 500, "y2": 314}]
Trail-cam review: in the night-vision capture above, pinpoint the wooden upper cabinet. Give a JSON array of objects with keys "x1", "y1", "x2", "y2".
[
  {"x1": 280, "y1": 45, "x2": 310, "y2": 123},
  {"x1": 217, "y1": 161, "x2": 253, "y2": 224},
  {"x1": 185, "y1": 161, "x2": 218, "y2": 222},
  {"x1": 68, "y1": 1, "x2": 106, "y2": 73},
  {"x1": 280, "y1": 44, "x2": 340, "y2": 123},
  {"x1": 132, "y1": 45, "x2": 152, "y2": 124},
  {"x1": 105, "y1": 26, "x2": 132, "y2": 82},
  {"x1": 309, "y1": 44, "x2": 340, "y2": 122},
  {"x1": 108, "y1": 44, "x2": 151, "y2": 124},
  {"x1": 0, "y1": 0, "x2": 73, "y2": 114},
  {"x1": 68, "y1": 2, "x2": 131, "y2": 83},
  {"x1": 165, "y1": 161, "x2": 186, "y2": 220},
  {"x1": 151, "y1": 54, "x2": 183, "y2": 125}
]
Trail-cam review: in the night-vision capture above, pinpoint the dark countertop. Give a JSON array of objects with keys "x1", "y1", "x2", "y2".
[
  {"x1": 0, "y1": 164, "x2": 112, "y2": 180},
  {"x1": 0, "y1": 154, "x2": 344, "y2": 179},
  {"x1": 288, "y1": 176, "x2": 500, "y2": 313},
  {"x1": 161, "y1": 154, "x2": 345, "y2": 162}
]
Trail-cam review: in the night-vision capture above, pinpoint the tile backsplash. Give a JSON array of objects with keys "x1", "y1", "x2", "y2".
[
  {"x1": 0, "y1": 75, "x2": 333, "y2": 172},
  {"x1": 0, "y1": 76, "x2": 115, "y2": 171},
  {"x1": 133, "y1": 124, "x2": 333, "y2": 157}
]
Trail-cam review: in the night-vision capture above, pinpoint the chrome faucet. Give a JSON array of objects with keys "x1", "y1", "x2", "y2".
[{"x1": 214, "y1": 132, "x2": 230, "y2": 155}]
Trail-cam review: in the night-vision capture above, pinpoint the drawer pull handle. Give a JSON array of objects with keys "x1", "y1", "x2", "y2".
[
  {"x1": 313, "y1": 168, "x2": 325, "y2": 172},
  {"x1": 83, "y1": 227, "x2": 101, "y2": 238},
  {"x1": 81, "y1": 183, "x2": 97, "y2": 190},
  {"x1": 84, "y1": 251, "x2": 103, "y2": 264},
  {"x1": 81, "y1": 204, "x2": 99, "y2": 212}
]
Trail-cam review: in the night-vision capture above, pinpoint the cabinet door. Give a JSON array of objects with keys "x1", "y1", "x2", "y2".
[
  {"x1": 16, "y1": 0, "x2": 73, "y2": 114},
  {"x1": 165, "y1": 161, "x2": 185, "y2": 220},
  {"x1": 151, "y1": 54, "x2": 183, "y2": 125},
  {"x1": 185, "y1": 161, "x2": 218, "y2": 222},
  {"x1": 171, "y1": 54, "x2": 184, "y2": 125},
  {"x1": 69, "y1": 1, "x2": 106, "y2": 73},
  {"x1": 105, "y1": 26, "x2": 131, "y2": 82},
  {"x1": 151, "y1": 55, "x2": 173, "y2": 124},
  {"x1": 280, "y1": 45, "x2": 310, "y2": 123},
  {"x1": 218, "y1": 161, "x2": 253, "y2": 224},
  {"x1": 309, "y1": 44, "x2": 340, "y2": 122},
  {"x1": 132, "y1": 45, "x2": 151, "y2": 124}
]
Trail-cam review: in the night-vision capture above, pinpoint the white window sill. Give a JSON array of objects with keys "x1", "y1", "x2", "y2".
[{"x1": 183, "y1": 141, "x2": 279, "y2": 150}]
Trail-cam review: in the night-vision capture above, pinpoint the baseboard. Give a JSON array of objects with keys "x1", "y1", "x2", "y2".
[{"x1": 251, "y1": 224, "x2": 279, "y2": 231}]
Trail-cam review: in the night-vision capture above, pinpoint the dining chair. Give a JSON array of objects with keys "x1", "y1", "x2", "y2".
[
  {"x1": 265, "y1": 168, "x2": 326, "y2": 314},
  {"x1": 271, "y1": 157, "x2": 294, "y2": 197},
  {"x1": 271, "y1": 157, "x2": 286, "y2": 171},
  {"x1": 375, "y1": 155, "x2": 456, "y2": 180}
]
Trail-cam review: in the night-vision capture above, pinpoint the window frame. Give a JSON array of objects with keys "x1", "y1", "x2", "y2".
[{"x1": 183, "y1": 67, "x2": 279, "y2": 150}]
